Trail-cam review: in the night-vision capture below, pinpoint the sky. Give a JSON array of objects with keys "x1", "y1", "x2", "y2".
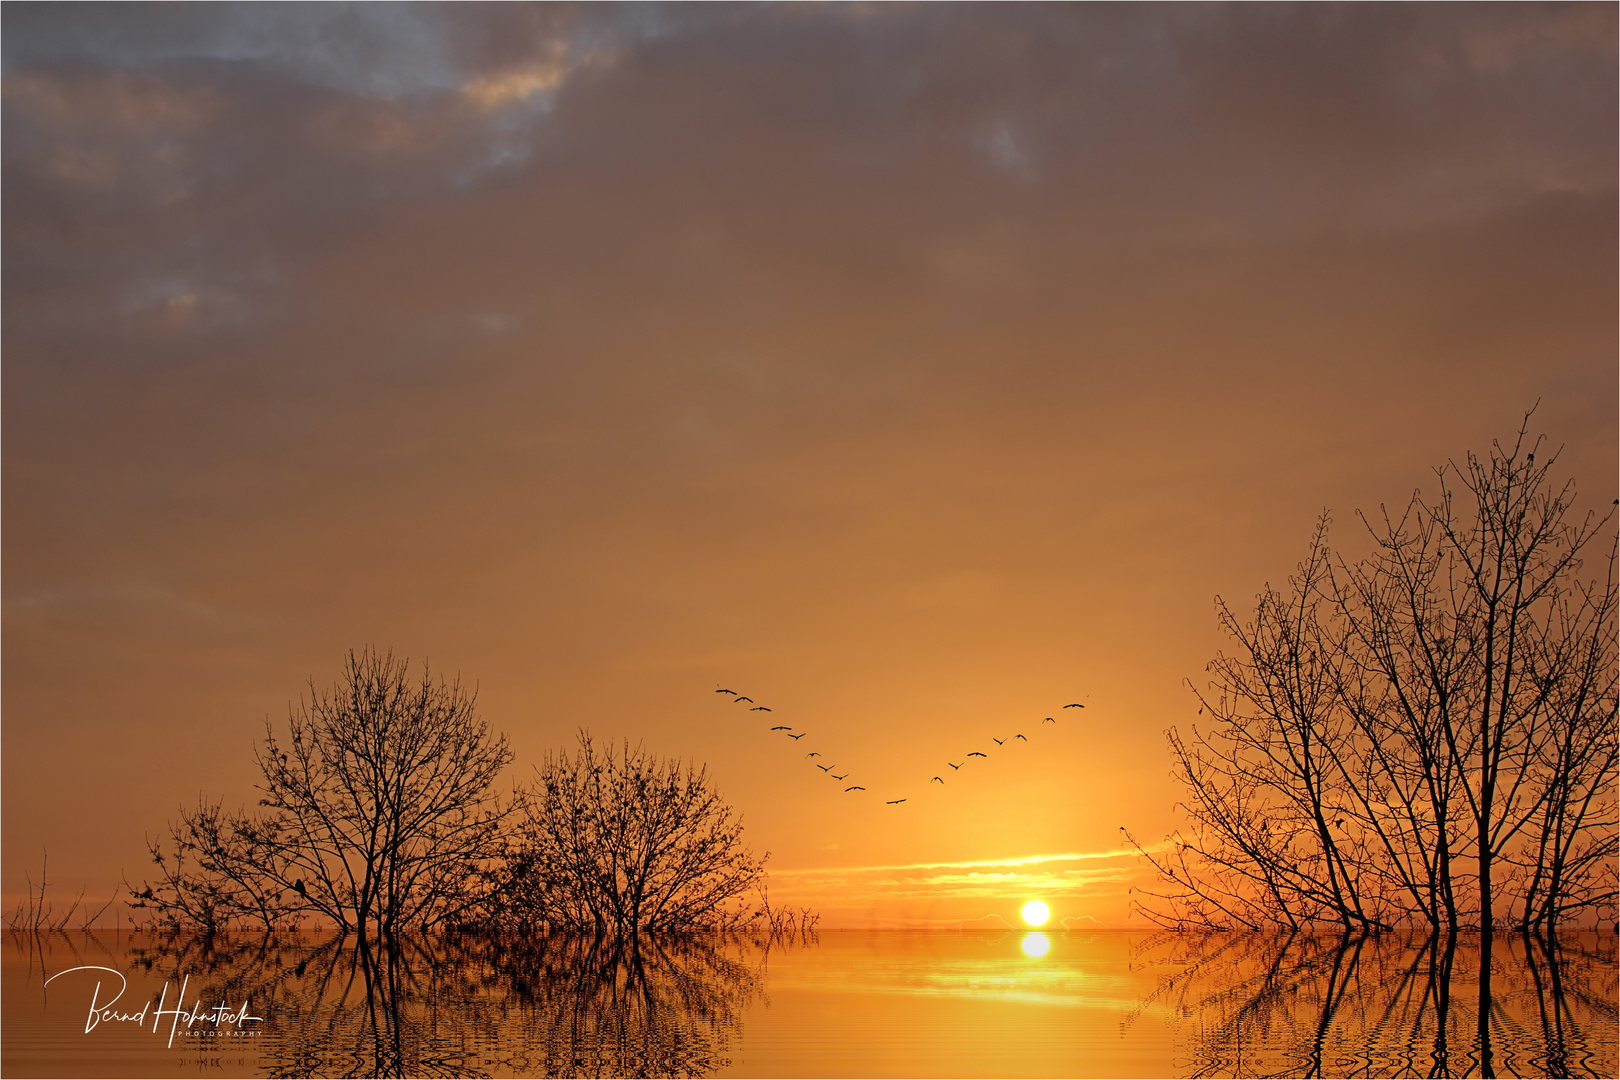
[{"x1": 3, "y1": 2, "x2": 1615, "y2": 929}]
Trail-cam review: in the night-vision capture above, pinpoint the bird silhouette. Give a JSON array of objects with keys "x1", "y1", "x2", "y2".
[
  {"x1": 993, "y1": 738, "x2": 1005, "y2": 746},
  {"x1": 831, "y1": 773, "x2": 849, "y2": 780},
  {"x1": 817, "y1": 764, "x2": 833, "y2": 772},
  {"x1": 931, "y1": 776, "x2": 944, "y2": 784},
  {"x1": 1043, "y1": 717, "x2": 1056, "y2": 724},
  {"x1": 788, "y1": 733, "x2": 806, "y2": 740},
  {"x1": 806, "y1": 752, "x2": 821, "y2": 758},
  {"x1": 770, "y1": 726, "x2": 792, "y2": 731},
  {"x1": 1015, "y1": 734, "x2": 1027, "y2": 741},
  {"x1": 967, "y1": 752, "x2": 987, "y2": 758},
  {"x1": 948, "y1": 762, "x2": 962, "y2": 770},
  {"x1": 1064, "y1": 703, "x2": 1084, "y2": 708},
  {"x1": 716, "y1": 689, "x2": 736, "y2": 695},
  {"x1": 886, "y1": 799, "x2": 907, "y2": 805},
  {"x1": 845, "y1": 786, "x2": 866, "y2": 792},
  {"x1": 735, "y1": 696, "x2": 754, "y2": 703},
  {"x1": 293, "y1": 879, "x2": 308, "y2": 898},
  {"x1": 751, "y1": 706, "x2": 772, "y2": 711}
]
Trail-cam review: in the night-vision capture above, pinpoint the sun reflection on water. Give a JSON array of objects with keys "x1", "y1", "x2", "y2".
[{"x1": 1020, "y1": 932, "x2": 1050, "y2": 958}]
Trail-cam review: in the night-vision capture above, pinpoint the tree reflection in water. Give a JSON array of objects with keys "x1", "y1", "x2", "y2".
[
  {"x1": 128, "y1": 929, "x2": 792, "y2": 1078},
  {"x1": 1128, "y1": 929, "x2": 1617, "y2": 1079}
]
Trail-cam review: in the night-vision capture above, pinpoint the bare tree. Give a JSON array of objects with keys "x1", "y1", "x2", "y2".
[
  {"x1": 133, "y1": 648, "x2": 513, "y2": 936},
  {"x1": 1511, "y1": 546, "x2": 1618, "y2": 930},
  {"x1": 1134, "y1": 414, "x2": 1618, "y2": 932},
  {"x1": 494, "y1": 732, "x2": 765, "y2": 938},
  {"x1": 1391, "y1": 426, "x2": 1612, "y2": 933},
  {"x1": 129, "y1": 798, "x2": 294, "y2": 933},
  {"x1": 1133, "y1": 520, "x2": 1389, "y2": 931},
  {"x1": 7, "y1": 849, "x2": 117, "y2": 932}
]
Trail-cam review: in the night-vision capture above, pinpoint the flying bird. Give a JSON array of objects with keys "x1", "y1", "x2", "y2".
[
  {"x1": 845, "y1": 786, "x2": 866, "y2": 792},
  {"x1": 886, "y1": 799, "x2": 907, "y2": 805},
  {"x1": 770, "y1": 726, "x2": 792, "y2": 731},
  {"x1": 1015, "y1": 734, "x2": 1028, "y2": 741},
  {"x1": 1064, "y1": 703, "x2": 1084, "y2": 708},
  {"x1": 806, "y1": 752, "x2": 821, "y2": 758},
  {"x1": 967, "y1": 752, "x2": 987, "y2": 758},
  {"x1": 751, "y1": 706, "x2": 772, "y2": 711},
  {"x1": 735, "y1": 696, "x2": 754, "y2": 703},
  {"x1": 788, "y1": 733, "x2": 806, "y2": 740},
  {"x1": 948, "y1": 762, "x2": 962, "y2": 770},
  {"x1": 1043, "y1": 717, "x2": 1056, "y2": 724},
  {"x1": 931, "y1": 776, "x2": 944, "y2": 784},
  {"x1": 993, "y1": 738, "x2": 1005, "y2": 746},
  {"x1": 831, "y1": 773, "x2": 849, "y2": 780},
  {"x1": 716, "y1": 689, "x2": 736, "y2": 695},
  {"x1": 817, "y1": 764, "x2": 832, "y2": 772}
]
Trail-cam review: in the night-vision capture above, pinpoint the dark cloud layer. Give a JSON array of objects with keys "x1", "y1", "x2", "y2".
[{"x1": 4, "y1": 3, "x2": 1614, "y2": 925}]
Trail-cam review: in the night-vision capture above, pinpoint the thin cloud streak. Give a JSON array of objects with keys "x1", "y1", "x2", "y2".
[{"x1": 769, "y1": 846, "x2": 1156, "y2": 877}]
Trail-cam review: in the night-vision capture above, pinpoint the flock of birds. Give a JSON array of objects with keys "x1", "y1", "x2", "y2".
[{"x1": 711, "y1": 687, "x2": 1086, "y2": 806}]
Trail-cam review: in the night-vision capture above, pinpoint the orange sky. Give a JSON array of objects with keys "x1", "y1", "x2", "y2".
[{"x1": 4, "y1": 4, "x2": 1616, "y2": 928}]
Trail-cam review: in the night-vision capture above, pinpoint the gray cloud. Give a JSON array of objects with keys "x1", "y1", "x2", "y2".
[{"x1": 2, "y1": 3, "x2": 462, "y2": 96}]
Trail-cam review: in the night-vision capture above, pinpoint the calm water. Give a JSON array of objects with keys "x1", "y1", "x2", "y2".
[{"x1": 3, "y1": 929, "x2": 1614, "y2": 1078}]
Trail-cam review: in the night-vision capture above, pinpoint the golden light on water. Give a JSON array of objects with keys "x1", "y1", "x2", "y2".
[
  {"x1": 1021, "y1": 933, "x2": 1050, "y2": 958},
  {"x1": 1021, "y1": 900, "x2": 1050, "y2": 926}
]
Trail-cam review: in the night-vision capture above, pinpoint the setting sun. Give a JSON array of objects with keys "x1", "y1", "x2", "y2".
[{"x1": 1021, "y1": 900, "x2": 1050, "y2": 927}]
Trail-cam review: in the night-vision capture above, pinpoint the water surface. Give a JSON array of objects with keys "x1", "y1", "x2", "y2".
[{"x1": 4, "y1": 928, "x2": 1613, "y2": 1077}]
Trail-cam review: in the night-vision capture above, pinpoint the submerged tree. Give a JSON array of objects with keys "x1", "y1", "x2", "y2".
[
  {"x1": 1133, "y1": 415, "x2": 1618, "y2": 931},
  {"x1": 491, "y1": 732, "x2": 765, "y2": 938},
  {"x1": 1133, "y1": 520, "x2": 1390, "y2": 932},
  {"x1": 132, "y1": 648, "x2": 512, "y2": 935},
  {"x1": 130, "y1": 796, "x2": 294, "y2": 933}
]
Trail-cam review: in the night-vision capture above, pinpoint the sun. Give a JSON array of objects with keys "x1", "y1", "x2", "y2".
[{"x1": 1021, "y1": 899, "x2": 1050, "y2": 926}]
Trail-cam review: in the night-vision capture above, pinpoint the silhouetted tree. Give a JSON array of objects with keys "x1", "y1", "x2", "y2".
[
  {"x1": 1134, "y1": 520, "x2": 1390, "y2": 932},
  {"x1": 493, "y1": 732, "x2": 765, "y2": 938},
  {"x1": 1133, "y1": 415, "x2": 1617, "y2": 932},
  {"x1": 132, "y1": 648, "x2": 512, "y2": 936},
  {"x1": 129, "y1": 796, "x2": 293, "y2": 933}
]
